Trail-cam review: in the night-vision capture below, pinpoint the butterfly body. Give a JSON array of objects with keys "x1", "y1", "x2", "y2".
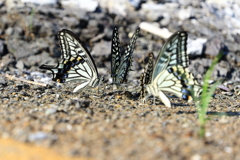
[{"x1": 39, "y1": 29, "x2": 101, "y2": 93}]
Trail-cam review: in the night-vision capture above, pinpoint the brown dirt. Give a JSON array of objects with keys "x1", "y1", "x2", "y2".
[
  {"x1": 0, "y1": 79, "x2": 240, "y2": 160},
  {"x1": 0, "y1": 138, "x2": 90, "y2": 160}
]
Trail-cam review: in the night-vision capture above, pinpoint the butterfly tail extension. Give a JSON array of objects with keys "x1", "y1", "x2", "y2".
[
  {"x1": 39, "y1": 64, "x2": 58, "y2": 70},
  {"x1": 73, "y1": 81, "x2": 91, "y2": 93},
  {"x1": 39, "y1": 64, "x2": 69, "y2": 83},
  {"x1": 158, "y1": 90, "x2": 171, "y2": 107}
]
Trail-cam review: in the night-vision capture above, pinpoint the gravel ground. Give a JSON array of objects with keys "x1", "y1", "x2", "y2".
[
  {"x1": 1, "y1": 0, "x2": 240, "y2": 159},
  {"x1": 0, "y1": 79, "x2": 240, "y2": 160}
]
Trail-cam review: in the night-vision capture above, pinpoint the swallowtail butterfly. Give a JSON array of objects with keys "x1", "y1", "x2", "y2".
[
  {"x1": 39, "y1": 29, "x2": 101, "y2": 93},
  {"x1": 141, "y1": 31, "x2": 202, "y2": 107},
  {"x1": 111, "y1": 27, "x2": 140, "y2": 87}
]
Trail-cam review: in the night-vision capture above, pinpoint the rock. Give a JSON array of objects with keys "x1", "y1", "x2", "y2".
[
  {"x1": 15, "y1": 60, "x2": 24, "y2": 70},
  {"x1": 45, "y1": 108, "x2": 57, "y2": 115},
  {"x1": 0, "y1": 40, "x2": 5, "y2": 56},
  {"x1": 203, "y1": 37, "x2": 226, "y2": 57},
  {"x1": 97, "y1": 0, "x2": 130, "y2": 16},
  {"x1": 7, "y1": 38, "x2": 50, "y2": 60},
  {"x1": 0, "y1": 54, "x2": 15, "y2": 71},
  {"x1": 5, "y1": 27, "x2": 13, "y2": 36},
  {"x1": 61, "y1": 0, "x2": 98, "y2": 12},
  {"x1": 62, "y1": 17, "x2": 79, "y2": 28},
  {"x1": 21, "y1": 0, "x2": 57, "y2": 5},
  {"x1": 6, "y1": 0, "x2": 24, "y2": 11},
  {"x1": 160, "y1": 13, "x2": 171, "y2": 27},
  {"x1": 26, "y1": 51, "x2": 56, "y2": 68},
  {"x1": 91, "y1": 40, "x2": 111, "y2": 56},
  {"x1": 182, "y1": 19, "x2": 213, "y2": 37},
  {"x1": 28, "y1": 131, "x2": 56, "y2": 142},
  {"x1": 226, "y1": 52, "x2": 240, "y2": 66},
  {"x1": 188, "y1": 38, "x2": 207, "y2": 57},
  {"x1": 30, "y1": 71, "x2": 52, "y2": 83},
  {"x1": 129, "y1": 0, "x2": 144, "y2": 9},
  {"x1": 178, "y1": 6, "x2": 192, "y2": 20},
  {"x1": 213, "y1": 61, "x2": 231, "y2": 79}
]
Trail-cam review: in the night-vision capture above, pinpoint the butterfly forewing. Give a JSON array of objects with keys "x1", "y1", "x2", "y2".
[
  {"x1": 153, "y1": 31, "x2": 188, "y2": 79},
  {"x1": 139, "y1": 52, "x2": 154, "y2": 100},
  {"x1": 111, "y1": 27, "x2": 121, "y2": 78},
  {"x1": 39, "y1": 29, "x2": 100, "y2": 92}
]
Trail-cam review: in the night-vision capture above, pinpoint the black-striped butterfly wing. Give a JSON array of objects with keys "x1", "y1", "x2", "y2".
[
  {"x1": 111, "y1": 27, "x2": 121, "y2": 80},
  {"x1": 153, "y1": 31, "x2": 189, "y2": 79},
  {"x1": 143, "y1": 52, "x2": 154, "y2": 85},
  {"x1": 113, "y1": 27, "x2": 140, "y2": 85},
  {"x1": 139, "y1": 52, "x2": 154, "y2": 99},
  {"x1": 39, "y1": 29, "x2": 100, "y2": 92}
]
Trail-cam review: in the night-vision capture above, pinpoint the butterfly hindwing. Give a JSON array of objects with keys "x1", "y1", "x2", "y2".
[{"x1": 39, "y1": 29, "x2": 100, "y2": 92}]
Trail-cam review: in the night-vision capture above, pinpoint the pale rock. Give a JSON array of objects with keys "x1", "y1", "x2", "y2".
[
  {"x1": 61, "y1": 0, "x2": 98, "y2": 12},
  {"x1": 188, "y1": 38, "x2": 207, "y2": 57}
]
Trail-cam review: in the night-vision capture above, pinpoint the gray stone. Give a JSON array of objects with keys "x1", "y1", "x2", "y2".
[
  {"x1": 21, "y1": 0, "x2": 57, "y2": 5},
  {"x1": 5, "y1": 27, "x2": 13, "y2": 36},
  {"x1": 0, "y1": 40, "x2": 4, "y2": 56},
  {"x1": 45, "y1": 108, "x2": 57, "y2": 115},
  {"x1": 204, "y1": 37, "x2": 225, "y2": 57},
  {"x1": 62, "y1": 17, "x2": 79, "y2": 28},
  {"x1": 15, "y1": 60, "x2": 24, "y2": 70},
  {"x1": 26, "y1": 51, "x2": 56, "y2": 68},
  {"x1": 178, "y1": 6, "x2": 192, "y2": 20},
  {"x1": 61, "y1": 0, "x2": 98, "y2": 12},
  {"x1": 0, "y1": 54, "x2": 15, "y2": 71},
  {"x1": 7, "y1": 38, "x2": 50, "y2": 60},
  {"x1": 188, "y1": 38, "x2": 207, "y2": 57},
  {"x1": 160, "y1": 13, "x2": 171, "y2": 26},
  {"x1": 91, "y1": 40, "x2": 111, "y2": 56}
]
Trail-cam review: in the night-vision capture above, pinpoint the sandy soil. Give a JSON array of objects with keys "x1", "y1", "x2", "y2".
[{"x1": 0, "y1": 78, "x2": 240, "y2": 160}]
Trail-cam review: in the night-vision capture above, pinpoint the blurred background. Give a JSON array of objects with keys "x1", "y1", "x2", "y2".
[{"x1": 0, "y1": 0, "x2": 240, "y2": 85}]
